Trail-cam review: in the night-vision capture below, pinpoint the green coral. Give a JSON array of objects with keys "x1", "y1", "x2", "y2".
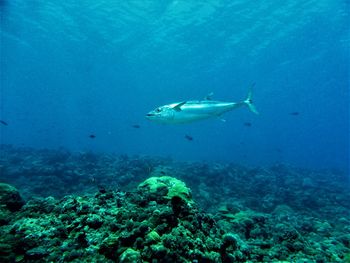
[
  {"x1": 119, "y1": 248, "x2": 141, "y2": 263},
  {"x1": 138, "y1": 176, "x2": 192, "y2": 203},
  {"x1": 145, "y1": 230, "x2": 160, "y2": 244},
  {"x1": 344, "y1": 252, "x2": 350, "y2": 263}
]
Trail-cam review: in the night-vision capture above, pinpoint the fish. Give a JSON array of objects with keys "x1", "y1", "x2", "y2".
[
  {"x1": 131, "y1": 124, "x2": 141, "y2": 128},
  {"x1": 243, "y1": 122, "x2": 252, "y2": 127},
  {"x1": 146, "y1": 87, "x2": 258, "y2": 124},
  {"x1": 185, "y1": 134, "x2": 193, "y2": 141},
  {"x1": 89, "y1": 134, "x2": 96, "y2": 139},
  {"x1": 0, "y1": 120, "x2": 8, "y2": 126},
  {"x1": 290, "y1": 112, "x2": 300, "y2": 116}
]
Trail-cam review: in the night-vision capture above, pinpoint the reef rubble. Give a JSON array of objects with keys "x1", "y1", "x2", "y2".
[{"x1": 0, "y1": 145, "x2": 349, "y2": 262}]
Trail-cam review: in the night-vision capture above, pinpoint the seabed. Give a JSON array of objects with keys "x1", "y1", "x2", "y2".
[{"x1": 0, "y1": 145, "x2": 349, "y2": 262}]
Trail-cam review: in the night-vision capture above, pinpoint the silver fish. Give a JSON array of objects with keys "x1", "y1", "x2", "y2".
[{"x1": 146, "y1": 88, "x2": 258, "y2": 124}]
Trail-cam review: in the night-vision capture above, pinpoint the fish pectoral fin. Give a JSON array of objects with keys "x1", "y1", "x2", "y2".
[
  {"x1": 204, "y1": 92, "x2": 214, "y2": 100},
  {"x1": 172, "y1": 101, "x2": 186, "y2": 111},
  {"x1": 216, "y1": 115, "x2": 226, "y2": 122}
]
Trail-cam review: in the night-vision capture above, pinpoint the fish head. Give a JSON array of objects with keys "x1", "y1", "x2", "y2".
[{"x1": 146, "y1": 105, "x2": 175, "y2": 123}]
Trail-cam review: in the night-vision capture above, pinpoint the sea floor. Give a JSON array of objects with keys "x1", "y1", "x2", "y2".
[{"x1": 0, "y1": 144, "x2": 349, "y2": 262}]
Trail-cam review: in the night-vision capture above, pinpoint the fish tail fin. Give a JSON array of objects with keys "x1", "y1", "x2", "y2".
[{"x1": 244, "y1": 83, "x2": 259, "y2": 114}]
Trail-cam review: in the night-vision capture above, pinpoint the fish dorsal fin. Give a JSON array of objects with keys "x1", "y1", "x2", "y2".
[
  {"x1": 204, "y1": 92, "x2": 214, "y2": 100},
  {"x1": 172, "y1": 101, "x2": 186, "y2": 111}
]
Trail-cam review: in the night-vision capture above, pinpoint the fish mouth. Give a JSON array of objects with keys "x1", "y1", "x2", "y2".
[{"x1": 146, "y1": 113, "x2": 155, "y2": 118}]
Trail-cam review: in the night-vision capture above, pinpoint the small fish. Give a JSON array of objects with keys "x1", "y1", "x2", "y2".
[
  {"x1": 0, "y1": 120, "x2": 8, "y2": 126},
  {"x1": 185, "y1": 134, "x2": 193, "y2": 141},
  {"x1": 243, "y1": 122, "x2": 252, "y2": 127},
  {"x1": 89, "y1": 134, "x2": 96, "y2": 139},
  {"x1": 146, "y1": 85, "x2": 258, "y2": 124},
  {"x1": 290, "y1": 112, "x2": 300, "y2": 116},
  {"x1": 131, "y1": 124, "x2": 141, "y2": 128}
]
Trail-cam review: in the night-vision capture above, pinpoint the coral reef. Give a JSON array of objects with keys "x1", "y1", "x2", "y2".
[
  {"x1": 0, "y1": 145, "x2": 349, "y2": 262},
  {"x1": 138, "y1": 176, "x2": 193, "y2": 204},
  {"x1": 0, "y1": 177, "x2": 235, "y2": 262}
]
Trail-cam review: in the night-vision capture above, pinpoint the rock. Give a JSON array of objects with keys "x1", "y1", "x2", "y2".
[
  {"x1": 0, "y1": 183, "x2": 25, "y2": 212},
  {"x1": 99, "y1": 234, "x2": 119, "y2": 260},
  {"x1": 25, "y1": 247, "x2": 49, "y2": 260},
  {"x1": 0, "y1": 208, "x2": 11, "y2": 225},
  {"x1": 151, "y1": 244, "x2": 168, "y2": 258},
  {"x1": 145, "y1": 230, "x2": 160, "y2": 244},
  {"x1": 119, "y1": 248, "x2": 141, "y2": 263},
  {"x1": 222, "y1": 233, "x2": 239, "y2": 250},
  {"x1": 302, "y1": 177, "x2": 316, "y2": 188},
  {"x1": 86, "y1": 214, "x2": 103, "y2": 229},
  {"x1": 0, "y1": 238, "x2": 16, "y2": 262}
]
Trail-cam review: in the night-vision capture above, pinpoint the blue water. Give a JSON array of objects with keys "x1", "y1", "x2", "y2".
[{"x1": 1, "y1": 0, "x2": 349, "y2": 171}]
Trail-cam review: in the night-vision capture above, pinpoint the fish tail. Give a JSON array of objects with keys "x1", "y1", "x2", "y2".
[{"x1": 244, "y1": 84, "x2": 259, "y2": 114}]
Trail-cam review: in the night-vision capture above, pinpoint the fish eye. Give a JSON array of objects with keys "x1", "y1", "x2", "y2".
[{"x1": 155, "y1": 108, "x2": 162, "y2": 113}]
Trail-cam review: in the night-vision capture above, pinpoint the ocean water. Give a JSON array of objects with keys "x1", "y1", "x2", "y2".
[
  {"x1": 1, "y1": 2, "x2": 350, "y2": 262},
  {"x1": 1, "y1": 0, "x2": 349, "y2": 172}
]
